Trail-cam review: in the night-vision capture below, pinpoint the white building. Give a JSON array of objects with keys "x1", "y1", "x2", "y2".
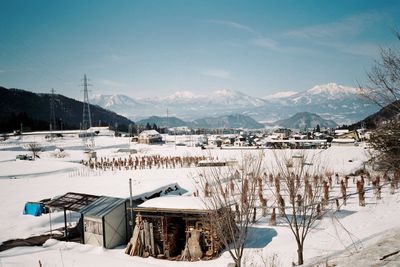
[{"x1": 138, "y1": 130, "x2": 163, "y2": 144}]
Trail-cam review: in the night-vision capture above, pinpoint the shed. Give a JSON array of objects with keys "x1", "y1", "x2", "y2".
[
  {"x1": 138, "y1": 130, "x2": 163, "y2": 144},
  {"x1": 126, "y1": 196, "x2": 231, "y2": 261},
  {"x1": 45, "y1": 192, "x2": 101, "y2": 240},
  {"x1": 79, "y1": 196, "x2": 129, "y2": 249},
  {"x1": 83, "y1": 150, "x2": 97, "y2": 162}
]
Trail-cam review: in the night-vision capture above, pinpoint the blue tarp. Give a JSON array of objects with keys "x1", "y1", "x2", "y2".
[{"x1": 23, "y1": 202, "x2": 44, "y2": 216}]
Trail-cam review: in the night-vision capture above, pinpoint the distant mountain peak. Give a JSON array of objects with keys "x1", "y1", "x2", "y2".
[
  {"x1": 264, "y1": 91, "x2": 297, "y2": 100},
  {"x1": 307, "y1": 83, "x2": 359, "y2": 95},
  {"x1": 215, "y1": 89, "x2": 240, "y2": 97},
  {"x1": 166, "y1": 91, "x2": 202, "y2": 100}
]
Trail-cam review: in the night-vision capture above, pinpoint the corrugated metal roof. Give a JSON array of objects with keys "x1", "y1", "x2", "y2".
[
  {"x1": 45, "y1": 192, "x2": 100, "y2": 212},
  {"x1": 79, "y1": 196, "x2": 126, "y2": 218}
]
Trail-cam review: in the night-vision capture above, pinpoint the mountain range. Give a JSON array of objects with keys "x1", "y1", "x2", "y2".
[
  {"x1": 0, "y1": 86, "x2": 134, "y2": 133},
  {"x1": 91, "y1": 83, "x2": 379, "y2": 124},
  {"x1": 349, "y1": 100, "x2": 400, "y2": 130},
  {"x1": 137, "y1": 114, "x2": 265, "y2": 129},
  {"x1": 272, "y1": 112, "x2": 338, "y2": 130}
]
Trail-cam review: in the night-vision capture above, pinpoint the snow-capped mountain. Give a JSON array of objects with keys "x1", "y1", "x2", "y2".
[
  {"x1": 90, "y1": 83, "x2": 379, "y2": 124},
  {"x1": 263, "y1": 91, "x2": 297, "y2": 100},
  {"x1": 91, "y1": 94, "x2": 145, "y2": 117},
  {"x1": 258, "y1": 83, "x2": 376, "y2": 123},
  {"x1": 144, "y1": 89, "x2": 266, "y2": 107},
  {"x1": 287, "y1": 83, "x2": 361, "y2": 105}
]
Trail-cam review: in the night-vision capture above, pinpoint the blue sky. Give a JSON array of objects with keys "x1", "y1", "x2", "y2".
[{"x1": 0, "y1": 0, "x2": 399, "y2": 100}]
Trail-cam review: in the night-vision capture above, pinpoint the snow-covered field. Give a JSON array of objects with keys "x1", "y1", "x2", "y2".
[{"x1": 0, "y1": 135, "x2": 399, "y2": 267}]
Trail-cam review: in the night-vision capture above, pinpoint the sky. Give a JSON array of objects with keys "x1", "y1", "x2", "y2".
[{"x1": 0, "y1": 0, "x2": 399, "y2": 100}]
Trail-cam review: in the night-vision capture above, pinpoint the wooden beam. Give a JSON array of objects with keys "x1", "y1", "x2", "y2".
[{"x1": 63, "y1": 208, "x2": 68, "y2": 240}]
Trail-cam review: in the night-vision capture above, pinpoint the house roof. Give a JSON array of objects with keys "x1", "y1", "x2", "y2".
[
  {"x1": 79, "y1": 196, "x2": 126, "y2": 218},
  {"x1": 332, "y1": 138, "x2": 356, "y2": 143},
  {"x1": 135, "y1": 195, "x2": 221, "y2": 214},
  {"x1": 139, "y1": 130, "x2": 160, "y2": 136}
]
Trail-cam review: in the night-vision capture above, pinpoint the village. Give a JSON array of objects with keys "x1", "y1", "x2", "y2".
[
  {"x1": 0, "y1": 125, "x2": 399, "y2": 267},
  {"x1": 1, "y1": 1, "x2": 400, "y2": 266}
]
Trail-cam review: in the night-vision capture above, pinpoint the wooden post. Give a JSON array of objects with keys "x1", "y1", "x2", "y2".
[
  {"x1": 164, "y1": 216, "x2": 169, "y2": 258},
  {"x1": 149, "y1": 222, "x2": 155, "y2": 256},
  {"x1": 63, "y1": 208, "x2": 68, "y2": 240},
  {"x1": 144, "y1": 220, "x2": 150, "y2": 251},
  {"x1": 49, "y1": 211, "x2": 53, "y2": 237}
]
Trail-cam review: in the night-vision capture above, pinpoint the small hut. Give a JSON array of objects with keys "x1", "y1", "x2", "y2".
[
  {"x1": 126, "y1": 196, "x2": 230, "y2": 261},
  {"x1": 83, "y1": 150, "x2": 97, "y2": 162},
  {"x1": 79, "y1": 196, "x2": 129, "y2": 249},
  {"x1": 138, "y1": 130, "x2": 163, "y2": 144}
]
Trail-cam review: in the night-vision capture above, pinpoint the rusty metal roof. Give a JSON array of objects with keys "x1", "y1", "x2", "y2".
[{"x1": 45, "y1": 192, "x2": 100, "y2": 212}]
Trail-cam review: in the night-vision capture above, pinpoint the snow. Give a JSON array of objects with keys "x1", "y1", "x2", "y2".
[
  {"x1": 166, "y1": 91, "x2": 202, "y2": 100},
  {"x1": 307, "y1": 83, "x2": 360, "y2": 96},
  {"x1": 263, "y1": 91, "x2": 298, "y2": 100},
  {"x1": 138, "y1": 195, "x2": 208, "y2": 210},
  {"x1": 0, "y1": 135, "x2": 399, "y2": 267}
]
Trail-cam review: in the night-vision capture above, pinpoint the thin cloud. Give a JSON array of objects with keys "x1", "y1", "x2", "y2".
[
  {"x1": 251, "y1": 37, "x2": 279, "y2": 50},
  {"x1": 207, "y1": 19, "x2": 261, "y2": 37},
  {"x1": 207, "y1": 19, "x2": 282, "y2": 51},
  {"x1": 283, "y1": 12, "x2": 385, "y2": 57},
  {"x1": 201, "y1": 69, "x2": 231, "y2": 79},
  {"x1": 285, "y1": 12, "x2": 383, "y2": 40},
  {"x1": 106, "y1": 53, "x2": 123, "y2": 62},
  {"x1": 315, "y1": 41, "x2": 381, "y2": 57}
]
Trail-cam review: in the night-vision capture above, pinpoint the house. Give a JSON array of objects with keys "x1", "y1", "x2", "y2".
[
  {"x1": 83, "y1": 150, "x2": 97, "y2": 162},
  {"x1": 79, "y1": 196, "x2": 130, "y2": 249},
  {"x1": 138, "y1": 130, "x2": 163, "y2": 144},
  {"x1": 126, "y1": 196, "x2": 231, "y2": 261}
]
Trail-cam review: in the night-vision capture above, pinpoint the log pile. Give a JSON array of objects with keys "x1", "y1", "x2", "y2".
[{"x1": 125, "y1": 214, "x2": 223, "y2": 261}]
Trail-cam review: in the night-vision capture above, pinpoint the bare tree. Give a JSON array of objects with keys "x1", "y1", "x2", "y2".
[
  {"x1": 24, "y1": 142, "x2": 42, "y2": 159},
  {"x1": 266, "y1": 151, "x2": 328, "y2": 265},
  {"x1": 361, "y1": 33, "x2": 400, "y2": 112},
  {"x1": 367, "y1": 122, "x2": 400, "y2": 172},
  {"x1": 360, "y1": 32, "x2": 400, "y2": 173},
  {"x1": 198, "y1": 152, "x2": 264, "y2": 267}
]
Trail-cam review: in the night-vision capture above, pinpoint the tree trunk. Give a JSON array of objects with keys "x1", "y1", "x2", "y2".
[
  {"x1": 297, "y1": 243, "x2": 304, "y2": 265},
  {"x1": 235, "y1": 251, "x2": 242, "y2": 267}
]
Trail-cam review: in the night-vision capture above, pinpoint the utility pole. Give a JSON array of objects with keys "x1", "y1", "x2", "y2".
[
  {"x1": 80, "y1": 74, "x2": 94, "y2": 150},
  {"x1": 166, "y1": 108, "x2": 169, "y2": 135},
  {"x1": 49, "y1": 88, "x2": 57, "y2": 141},
  {"x1": 81, "y1": 74, "x2": 92, "y2": 131}
]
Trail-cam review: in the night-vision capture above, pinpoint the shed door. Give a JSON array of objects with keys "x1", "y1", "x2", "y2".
[{"x1": 84, "y1": 218, "x2": 103, "y2": 247}]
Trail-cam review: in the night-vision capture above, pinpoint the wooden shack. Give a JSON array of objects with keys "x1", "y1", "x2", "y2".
[{"x1": 125, "y1": 196, "x2": 230, "y2": 261}]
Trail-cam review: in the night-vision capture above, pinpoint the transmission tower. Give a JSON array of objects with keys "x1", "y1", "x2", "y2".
[
  {"x1": 49, "y1": 88, "x2": 57, "y2": 131},
  {"x1": 81, "y1": 74, "x2": 92, "y2": 130}
]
